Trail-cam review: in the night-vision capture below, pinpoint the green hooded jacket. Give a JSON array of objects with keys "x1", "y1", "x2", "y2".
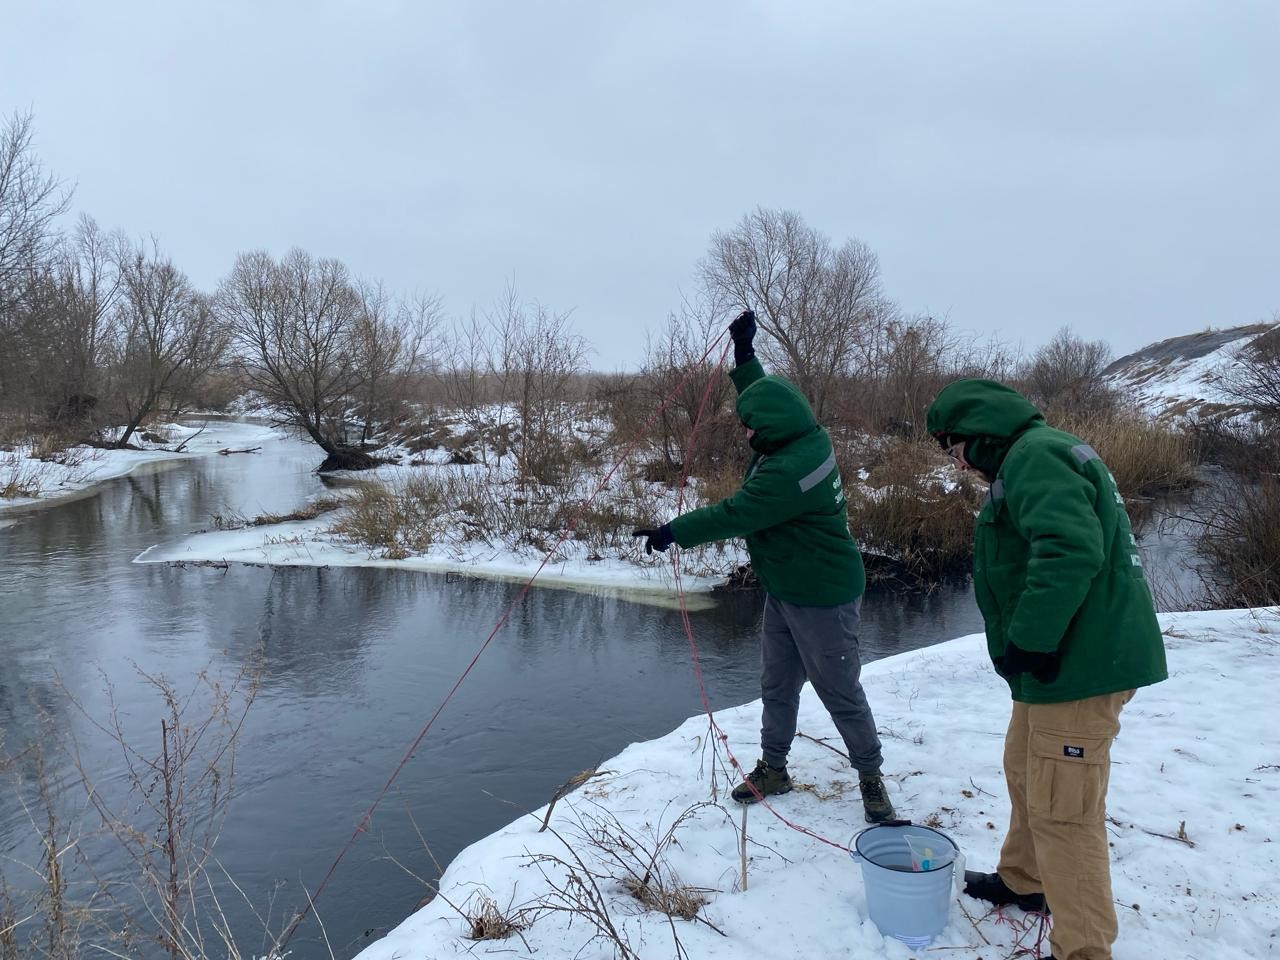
[
  {"x1": 669, "y1": 358, "x2": 865, "y2": 606},
  {"x1": 926, "y1": 379, "x2": 1168, "y2": 704}
]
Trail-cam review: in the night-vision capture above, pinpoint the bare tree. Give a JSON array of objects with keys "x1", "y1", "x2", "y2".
[
  {"x1": 437, "y1": 310, "x2": 498, "y2": 462},
  {"x1": 219, "y1": 249, "x2": 367, "y2": 468},
  {"x1": 0, "y1": 110, "x2": 73, "y2": 416},
  {"x1": 638, "y1": 308, "x2": 737, "y2": 475},
  {"x1": 352, "y1": 281, "x2": 441, "y2": 445},
  {"x1": 868, "y1": 314, "x2": 956, "y2": 435},
  {"x1": 1221, "y1": 318, "x2": 1280, "y2": 425},
  {"x1": 1020, "y1": 327, "x2": 1117, "y2": 415},
  {"x1": 488, "y1": 287, "x2": 589, "y2": 484},
  {"x1": 109, "y1": 239, "x2": 228, "y2": 447},
  {"x1": 40, "y1": 217, "x2": 125, "y2": 423},
  {"x1": 700, "y1": 207, "x2": 891, "y2": 420},
  {"x1": 0, "y1": 110, "x2": 72, "y2": 310},
  {"x1": 220, "y1": 248, "x2": 434, "y2": 470}
]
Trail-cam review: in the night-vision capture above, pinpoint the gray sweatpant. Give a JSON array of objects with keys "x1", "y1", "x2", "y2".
[{"x1": 759, "y1": 594, "x2": 884, "y2": 775}]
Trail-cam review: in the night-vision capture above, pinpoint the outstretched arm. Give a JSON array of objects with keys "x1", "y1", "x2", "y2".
[{"x1": 728, "y1": 309, "x2": 765, "y2": 395}]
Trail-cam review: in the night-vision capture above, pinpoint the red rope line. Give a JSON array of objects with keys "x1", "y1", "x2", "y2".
[
  {"x1": 668, "y1": 345, "x2": 852, "y2": 853},
  {"x1": 278, "y1": 331, "x2": 734, "y2": 949}
]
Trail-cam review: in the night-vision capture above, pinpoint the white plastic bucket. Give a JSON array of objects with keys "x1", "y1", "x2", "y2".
[{"x1": 850, "y1": 822, "x2": 958, "y2": 948}]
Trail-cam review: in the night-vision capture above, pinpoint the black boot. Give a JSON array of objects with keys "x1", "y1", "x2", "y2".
[
  {"x1": 963, "y1": 870, "x2": 1049, "y2": 913},
  {"x1": 858, "y1": 772, "x2": 896, "y2": 823},
  {"x1": 731, "y1": 759, "x2": 793, "y2": 803}
]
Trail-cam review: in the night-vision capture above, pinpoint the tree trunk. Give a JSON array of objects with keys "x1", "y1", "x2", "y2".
[
  {"x1": 297, "y1": 419, "x2": 381, "y2": 472},
  {"x1": 317, "y1": 446, "x2": 380, "y2": 472},
  {"x1": 116, "y1": 407, "x2": 148, "y2": 448}
]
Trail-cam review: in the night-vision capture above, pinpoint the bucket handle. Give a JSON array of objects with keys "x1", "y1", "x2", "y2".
[{"x1": 849, "y1": 819, "x2": 914, "y2": 860}]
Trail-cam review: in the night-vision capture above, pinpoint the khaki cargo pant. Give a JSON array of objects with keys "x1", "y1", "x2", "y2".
[{"x1": 997, "y1": 690, "x2": 1134, "y2": 960}]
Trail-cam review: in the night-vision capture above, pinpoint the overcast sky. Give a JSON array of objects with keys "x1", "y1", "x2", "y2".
[{"x1": 4, "y1": 1, "x2": 1276, "y2": 369}]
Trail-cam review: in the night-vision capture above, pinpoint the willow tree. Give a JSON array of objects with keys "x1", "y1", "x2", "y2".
[
  {"x1": 219, "y1": 248, "x2": 433, "y2": 470},
  {"x1": 110, "y1": 239, "x2": 228, "y2": 447},
  {"x1": 700, "y1": 207, "x2": 891, "y2": 421}
]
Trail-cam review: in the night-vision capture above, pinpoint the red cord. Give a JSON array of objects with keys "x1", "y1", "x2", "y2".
[
  {"x1": 278, "y1": 332, "x2": 736, "y2": 948},
  {"x1": 279, "y1": 328, "x2": 859, "y2": 949}
]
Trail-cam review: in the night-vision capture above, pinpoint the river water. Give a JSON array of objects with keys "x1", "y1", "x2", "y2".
[{"x1": 0, "y1": 425, "x2": 1011, "y2": 957}]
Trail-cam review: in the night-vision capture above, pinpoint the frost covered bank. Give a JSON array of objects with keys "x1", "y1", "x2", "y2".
[{"x1": 356, "y1": 608, "x2": 1279, "y2": 960}]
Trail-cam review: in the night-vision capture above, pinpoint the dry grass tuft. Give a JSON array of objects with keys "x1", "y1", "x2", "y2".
[
  {"x1": 0, "y1": 451, "x2": 47, "y2": 499},
  {"x1": 463, "y1": 894, "x2": 529, "y2": 941},
  {"x1": 329, "y1": 475, "x2": 446, "y2": 558},
  {"x1": 619, "y1": 875, "x2": 708, "y2": 921},
  {"x1": 1057, "y1": 411, "x2": 1199, "y2": 503},
  {"x1": 213, "y1": 496, "x2": 346, "y2": 531}
]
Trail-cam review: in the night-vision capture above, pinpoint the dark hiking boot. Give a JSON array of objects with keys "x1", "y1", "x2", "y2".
[
  {"x1": 731, "y1": 760, "x2": 793, "y2": 804},
  {"x1": 963, "y1": 870, "x2": 1050, "y2": 913},
  {"x1": 859, "y1": 773, "x2": 896, "y2": 823}
]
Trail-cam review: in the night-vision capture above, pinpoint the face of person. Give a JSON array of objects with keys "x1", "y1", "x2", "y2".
[
  {"x1": 945, "y1": 439, "x2": 971, "y2": 471},
  {"x1": 945, "y1": 438, "x2": 998, "y2": 484}
]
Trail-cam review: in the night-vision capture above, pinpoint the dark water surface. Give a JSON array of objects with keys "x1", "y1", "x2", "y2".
[{"x1": 0, "y1": 427, "x2": 986, "y2": 957}]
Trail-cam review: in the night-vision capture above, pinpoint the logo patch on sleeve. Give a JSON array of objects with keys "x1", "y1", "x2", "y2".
[{"x1": 1063, "y1": 745, "x2": 1085, "y2": 759}]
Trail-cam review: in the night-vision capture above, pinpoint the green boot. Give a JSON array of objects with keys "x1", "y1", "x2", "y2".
[
  {"x1": 731, "y1": 759, "x2": 793, "y2": 804},
  {"x1": 859, "y1": 772, "x2": 896, "y2": 823}
]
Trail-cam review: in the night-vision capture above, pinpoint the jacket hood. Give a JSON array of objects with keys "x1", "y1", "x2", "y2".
[
  {"x1": 737, "y1": 375, "x2": 818, "y2": 454},
  {"x1": 926, "y1": 378, "x2": 1044, "y2": 443}
]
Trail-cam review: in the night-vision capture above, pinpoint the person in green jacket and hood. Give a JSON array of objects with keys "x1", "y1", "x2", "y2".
[
  {"x1": 926, "y1": 378, "x2": 1168, "y2": 960},
  {"x1": 632, "y1": 310, "x2": 896, "y2": 825}
]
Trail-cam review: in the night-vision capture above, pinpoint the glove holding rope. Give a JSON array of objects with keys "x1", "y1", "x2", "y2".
[
  {"x1": 728, "y1": 309, "x2": 757, "y2": 367},
  {"x1": 631, "y1": 524, "x2": 675, "y2": 555}
]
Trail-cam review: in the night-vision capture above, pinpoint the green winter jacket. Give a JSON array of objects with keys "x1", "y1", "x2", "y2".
[
  {"x1": 669, "y1": 358, "x2": 865, "y2": 606},
  {"x1": 926, "y1": 379, "x2": 1168, "y2": 704}
]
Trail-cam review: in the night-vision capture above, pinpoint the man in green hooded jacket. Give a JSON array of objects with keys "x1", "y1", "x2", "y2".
[
  {"x1": 926, "y1": 378, "x2": 1167, "y2": 960},
  {"x1": 632, "y1": 310, "x2": 895, "y2": 824}
]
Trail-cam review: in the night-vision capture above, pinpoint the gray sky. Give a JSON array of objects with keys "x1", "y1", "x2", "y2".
[{"x1": 4, "y1": 1, "x2": 1277, "y2": 370}]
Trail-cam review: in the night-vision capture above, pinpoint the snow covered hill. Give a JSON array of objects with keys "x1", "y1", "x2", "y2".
[{"x1": 1104, "y1": 322, "x2": 1275, "y2": 419}]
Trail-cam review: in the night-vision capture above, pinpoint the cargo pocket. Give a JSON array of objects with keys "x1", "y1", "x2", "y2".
[{"x1": 1027, "y1": 730, "x2": 1111, "y2": 824}]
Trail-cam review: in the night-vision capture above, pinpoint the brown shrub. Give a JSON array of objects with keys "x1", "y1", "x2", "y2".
[
  {"x1": 692, "y1": 459, "x2": 745, "y2": 509},
  {"x1": 1196, "y1": 473, "x2": 1280, "y2": 608},
  {"x1": 329, "y1": 475, "x2": 445, "y2": 558},
  {"x1": 848, "y1": 438, "x2": 982, "y2": 584},
  {"x1": 1052, "y1": 410, "x2": 1199, "y2": 531}
]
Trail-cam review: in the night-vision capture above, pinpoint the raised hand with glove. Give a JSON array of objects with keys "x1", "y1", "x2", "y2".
[
  {"x1": 728, "y1": 309, "x2": 757, "y2": 367},
  {"x1": 631, "y1": 524, "x2": 675, "y2": 555}
]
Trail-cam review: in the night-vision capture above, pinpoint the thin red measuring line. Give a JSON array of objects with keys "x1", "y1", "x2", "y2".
[
  {"x1": 669, "y1": 345, "x2": 852, "y2": 853},
  {"x1": 278, "y1": 331, "x2": 735, "y2": 948}
]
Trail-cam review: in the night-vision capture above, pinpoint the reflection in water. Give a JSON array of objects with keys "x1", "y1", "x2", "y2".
[{"x1": 0, "y1": 430, "x2": 999, "y2": 958}]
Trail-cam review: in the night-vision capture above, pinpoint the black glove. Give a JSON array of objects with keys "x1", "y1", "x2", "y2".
[
  {"x1": 631, "y1": 524, "x2": 675, "y2": 555},
  {"x1": 728, "y1": 309, "x2": 757, "y2": 366},
  {"x1": 995, "y1": 643, "x2": 1062, "y2": 684}
]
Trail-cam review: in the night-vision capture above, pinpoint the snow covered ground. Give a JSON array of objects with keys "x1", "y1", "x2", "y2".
[
  {"x1": 352, "y1": 606, "x2": 1279, "y2": 960},
  {"x1": 0, "y1": 420, "x2": 285, "y2": 515},
  {"x1": 1105, "y1": 324, "x2": 1273, "y2": 419},
  {"x1": 134, "y1": 405, "x2": 750, "y2": 601},
  {"x1": 134, "y1": 515, "x2": 736, "y2": 607}
]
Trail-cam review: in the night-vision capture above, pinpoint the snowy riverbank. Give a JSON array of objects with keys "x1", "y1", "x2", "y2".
[
  {"x1": 353, "y1": 607, "x2": 1279, "y2": 960},
  {"x1": 0, "y1": 420, "x2": 285, "y2": 516},
  {"x1": 132, "y1": 436, "x2": 748, "y2": 602},
  {"x1": 134, "y1": 516, "x2": 735, "y2": 606}
]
